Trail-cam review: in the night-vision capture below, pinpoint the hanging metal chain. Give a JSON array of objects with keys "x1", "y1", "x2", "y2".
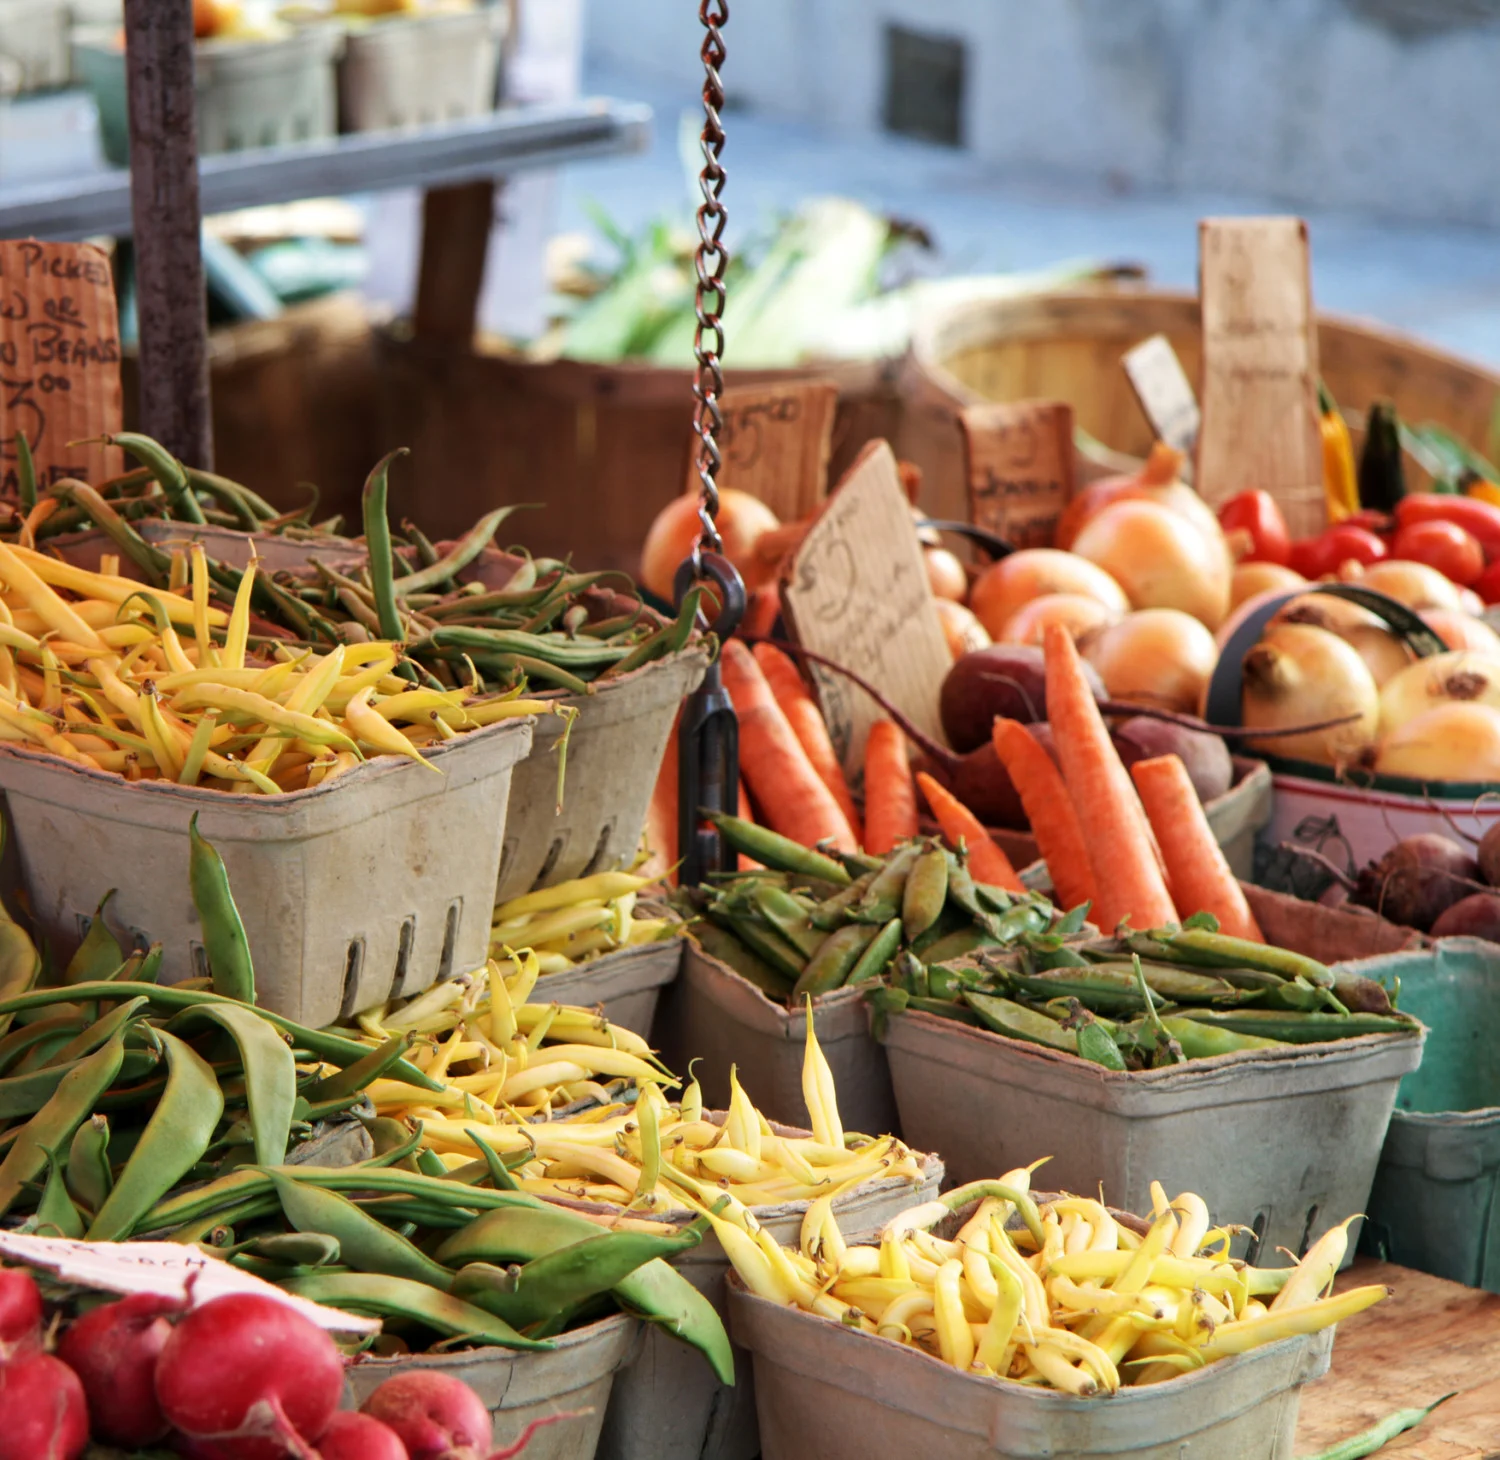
[{"x1": 689, "y1": 0, "x2": 730, "y2": 573}]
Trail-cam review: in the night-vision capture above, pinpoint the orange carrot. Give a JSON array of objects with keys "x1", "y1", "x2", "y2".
[
  {"x1": 991, "y1": 718, "x2": 1098, "y2": 913},
  {"x1": 1042, "y1": 623, "x2": 1177, "y2": 932},
  {"x1": 643, "y1": 710, "x2": 680, "y2": 886},
  {"x1": 736, "y1": 778, "x2": 761, "y2": 871},
  {"x1": 1131, "y1": 754, "x2": 1264, "y2": 941},
  {"x1": 915, "y1": 770, "x2": 1024, "y2": 893},
  {"x1": 863, "y1": 719, "x2": 918, "y2": 855},
  {"x1": 740, "y1": 585, "x2": 782, "y2": 641},
  {"x1": 719, "y1": 640, "x2": 858, "y2": 854},
  {"x1": 752, "y1": 641, "x2": 863, "y2": 844}
]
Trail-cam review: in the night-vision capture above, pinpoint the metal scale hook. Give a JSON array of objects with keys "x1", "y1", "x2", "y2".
[{"x1": 674, "y1": 0, "x2": 744, "y2": 887}]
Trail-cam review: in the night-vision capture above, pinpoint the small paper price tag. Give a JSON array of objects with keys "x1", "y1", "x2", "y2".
[
  {"x1": 1123, "y1": 333, "x2": 1200, "y2": 456},
  {"x1": 960, "y1": 400, "x2": 1075, "y2": 550},
  {"x1": 780, "y1": 440, "x2": 950, "y2": 778},
  {"x1": 1197, "y1": 217, "x2": 1323, "y2": 537},
  {"x1": 0, "y1": 1230, "x2": 379, "y2": 1332},
  {"x1": 688, "y1": 378, "x2": 838, "y2": 523},
  {"x1": 0, "y1": 240, "x2": 124, "y2": 493}
]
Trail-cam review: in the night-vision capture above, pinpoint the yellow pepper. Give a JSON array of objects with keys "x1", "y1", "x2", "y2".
[{"x1": 1319, "y1": 382, "x2": 1359, "y2": 523}]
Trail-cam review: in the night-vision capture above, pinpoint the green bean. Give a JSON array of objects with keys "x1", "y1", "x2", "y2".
[
  {"x1": 356, "y1": 1196, "x2": 481, "y2": 1230},
  {"x1": 846, "y1": 918, "x2": 903, "y2": 987},
  {"x1": 361, "y1": 449, "x2": 408, "y2": 643},
  {"x1": 45, "y1": 996, "x2": 149, "y2": 1070},
  {"x1": 35, "y1": 1143, "x2": 84, "y2": 1237},
  {"x1": 100, "y1": 433, "x2": 205, "y2": 524},
  {"x1": 0, "y1": 1030, "x2": 126, "y2": 1216},
  {"x1": 415, "y1": 1147, "x2": 448, "y2": 1180},
  {"x1": 0, "y1": 1019, "x2": 148, "y2": 1119},
  {"x1": 65, "y1": 1114, "x2": 112, "y2": 1215},
  {"x1": 0, "y1": 1016, "x2": 84, "y2": 1077},
  {"x1": 168, "y1": 1004, "x2": 294, "y2": 1166},
  {"x1": 465, "y1": 1127, "x2": 521, "y2": 1191},
  {"x1": 603, "y1": 588, "x2": 701, "y2": 677},
  {"x1": 303, "y1": 1033, "x2": 412, "y2": 1105},
  {"x1": 1303, "y1": 1393, "x2": 1455, "y2": 1460},
  {"x1": 53, "y1": 478, "x2": 175, "y2": 585},
  {"x1": 415, "y1": 626, "x2": 629, "y2": 671},
  {"x1": 244, "y1": 1231, "x2": 342, "y2": 1268},
  {"x1": 390, "y1": 507, "x2": 521, "y2": 597},
  {"x1": 280, "y1": 1272, "x2": 550, "y2": 1349},
  {"x1": 64, "y1": 891, "x2": 124, "y2": 987},
  {"x1": 268, "y1": 1171, "x2": 454, "y2": 1289},
  {"x1": 901, "y1": 846, "x2": 949, "y2": 940},
  {"x1": 88, "y1": 1029, "x2": 224, "y2": 1240},
  {"x1": 188, "y1": 814, "x2": 256, "y2": 1005},
  {"x1": 404, "y1": 521, "x2": 441, "y2": 570},
  {"x1": 707, "y1": 813, "x2": 851, "y2": 886},
  {"x1": 793, "y1": 924, "x2": 878, "y2": 999},
  {"x1": 0, "y1": 911, "x2": 41, "y2": 1041},
  {"x1": 184, "y1": 467, "x2": 272, "y2": 528}
]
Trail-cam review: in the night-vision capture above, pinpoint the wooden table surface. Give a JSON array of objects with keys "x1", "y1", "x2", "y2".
[{"x1": 1295, "y1": 1258, "x2": 1500, "y2": 1457}]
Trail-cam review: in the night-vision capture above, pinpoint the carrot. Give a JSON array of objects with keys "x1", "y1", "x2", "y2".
[
  {"x1": 915, "y1": 770, "x2": 1024, "y2": 893},
  {"x1": 752, "y1": 641, "x2": 863, "y2": 844},
  {"x1": 1042, "y1": 623, "x2": 1177, "y2": 932},
  {"x1": 991, "y1": 718, "x2": 1098, "y2": 913},
  {"x1": 863, "y1": 719, "x2": 918, "y2": 855},
  {"x1": 719, "y1": 639, "x2": 858, "y2": 854},
  {"x1": 642, "y1": 710, "x2": 680, "y2": 886},
  {"x1": 740, "y1": 585, "x2": 782, "y2": 641},
  {"x1": 736, "y1": 778, "x2": 761, "y2": 871},
  {"x1": 1130, "y1": 754, "x2": 1265, "y2": 941}
]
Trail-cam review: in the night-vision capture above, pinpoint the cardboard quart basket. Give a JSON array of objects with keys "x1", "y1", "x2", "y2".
[{"x1": 0, "y1": 717, "x2": 533, "y2": 1028}]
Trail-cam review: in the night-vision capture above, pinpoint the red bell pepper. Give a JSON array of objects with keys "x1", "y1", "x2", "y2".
[
  {"x1": 1288, "y1": 524, "x2": 1388, "y2": 580},
  {"x1": 1394, "y1": 494, "x2": 1500, "y2": 561},
  {"x1": 1390, "y1": 519, "x2": 1485, "y2": 586},
  {"x1": 1218, "y1": 491, "x2": 1290, "y2": 565}
]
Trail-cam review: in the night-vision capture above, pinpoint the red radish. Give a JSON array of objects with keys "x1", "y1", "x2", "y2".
[
  {"x1": 0, "y1": 1266, "x2": 42, "y2": 1361},
  {"x1": 360, "y1": 1371, "x2": 492, "y2": 1460},
  {"x1": 0, "y1": 1351, "x2": 89, "y2": 1460},
  {"x1": 316, "y1": 1411, "x2": 410, "y2": 1460},
  {"x1": 58, "y1": 1292, "x2": 177, "y2": 1446},
  {"x1": 155, "y1": 1294, "x2": 343, "y2": 1460}
]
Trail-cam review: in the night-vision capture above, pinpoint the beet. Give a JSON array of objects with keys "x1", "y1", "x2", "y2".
[
  {"x1": 1111, "y1": 718, "x2": 1233, "y2": 804},
  {"x1": 1353, "y1": 834, "x2": 1482, "y2": 931},
  {"x1": 1431, "y1": 892, "x2": 1500, "y2": 942},
  {"x1": 58, "y1": 1292, "x2": 176, "y2": 1446},
  {"x1": 0, "y1": 1352, "x2": 89, "y2": 1460},
  {"x1": 1479, "y1": 823, "x2": 1500, "y2": 886},
  {"x1": 941, "y1": 645, "x2": 1105, "y2": 754}
]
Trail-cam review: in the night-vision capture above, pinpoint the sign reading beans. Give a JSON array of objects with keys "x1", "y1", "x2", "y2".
[
  {"x1": 0, "y1": 240, "x2": 124, "y2": 495},
  {"x1": 960, "y1": 399, "x2": 1076, "y2": 550}
]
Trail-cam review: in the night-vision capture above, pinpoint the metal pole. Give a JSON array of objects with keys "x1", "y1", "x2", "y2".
[{"x1": 123, "y1": 0, "x2": 213, "y2": 469}]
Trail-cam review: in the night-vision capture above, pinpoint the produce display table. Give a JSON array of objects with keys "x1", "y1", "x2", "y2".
[{"x1": 1296, "y1": 1259, "x2": 1500, "y2": 1457}]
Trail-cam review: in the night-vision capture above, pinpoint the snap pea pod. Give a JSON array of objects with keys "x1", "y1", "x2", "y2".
[
  {"x1": 808, "y1": 871, "x2": 877, "y2": 930},
  {"x1": 268, "y1": 1171, "x2": 455, "y2": 1290},
  {"x1": 901, "y1": 846, "x2": 949, "y2": 940},
  {"x1": 689, "y1": 923, "x2": 793, "y2": 999},
  {"x1": 88, "y1": 1028, "x2": 224, "y2": 1240},
  {"x1": 905, "y1": 993, "x2": 980, "y2": 1023},
  {"x1": 850, "y1": 844, "x2": 920, "y2": 924},
  {"x1": 167, "y1": 1002, "x2": 295, "y2": 1166},
  {"x1": 1172, "y1": 1009, "x2": 1419, "y2": 1044},
  {"x1": 242, "y1": 1231, "x2": 343, "y2": 1268},
  {"x1": 278, "y1": 1272, "x2": 550, "y2": 1349},
  {"x1": 793, "y1": 923, "x2": 879, "y2": 999},
  {"x1": 917, "y1": 926, "x2": 999, "y2": 966},
  {"x1": 1157, "y1": 1017, "x2": 1292, "y2": 1060},
  {"x1": 1001, "y1": 966, "x2": 1161, "y2": 1016},
  {"x1": 188, "y1": 814, "x2": 256, "y2": 1004},
  {"x1": 961, "y1": 991, "x2": 1078, "y2": 1054},
  {"x1": 1302, "y1": 1393, "x2": 1455, "y2": 1460},
  {"x1": 0, "y1": 1030, "x2": 126, "y2": 1216},
  {"x1": 706, "y1": 813, "x2": 851, "y2": 886},
  {"x1": 0, "y1": 982, "x2": 445, "y2": 1092},
  {"x1": 1154, "y1": 928, "x2": 1335, "y2": 989},
  {"x1": 749, "y1": 884, "x2": 824, "y2": 959},
  {"x1": 847, "y1": 918, "x2": 903, "y2": 987},
  {"x1": 704, "y1": 908, "x2": 806, "y2": 982}
]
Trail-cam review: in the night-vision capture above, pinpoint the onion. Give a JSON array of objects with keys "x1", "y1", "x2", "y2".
[
  {"x1": 1071, "y1": 499, "x2": 1232, "y2": 628},
  {"x1": 1379, "y1": 649, "x2": 1500, "y2": 732},
  {"x1": 1053, "y1": 442, "x2": 1185, "y2": 549},
  {"x1": 1460, "y1": 587, "x2": 1486, "y2": 616},
  {"x1": 924, "y1": 547, "x2": 969, "y2": 602},
  {"x1": 1421, "y1": 608, "x2": 1500, "y2": 655},
  {"x1": 1240, "y1": 623, "x2": 1379, "y2": 765},
  {"x1": 999, "y1": 592, "x2": 1115, "y2": 648},
  {"x1": 934, "y1": 598, "x2": 990, "y2": 658},
  {"x1": 1079, "y1": 609, "x2": 1218, "y2": 714},
  {"x1": 1357, "y1": 559, "x2": 1463, "y2": 612},
  {"x1": 1272, "y1": 594, "x2": 1414, "y2": 688},
  {"x1": 1231, "y1": 561, "x2": 1305, "y2": 608},
  {"x1": 968, "y1": 549, "x2": 1128, "y2": 639},
  {"x1": 1375, "y1": 701, "x2": 1500, "y2": 782},
  {"x1": 640, "y1": 489, "x2": 781, "y2": 602}
]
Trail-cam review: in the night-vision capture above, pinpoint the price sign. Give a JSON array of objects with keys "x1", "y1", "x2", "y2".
[
  {"x1": 0, "y1": 240, "x2": 124, "y2": 493},
  {"x1": 0, "y1": 1231, "x2": 379, "y2": 1333},
  {"x1": 960, "y1": 400, "x2": 1075, "y2": 549},
  {"x1": 780, "y1": 440, "x2": 950, "y2": 777},
  {"x1": 1123, "y1": 333, "x2": 1200, "y2": 456},
  {"x1": 689, "y1": 378, "x2": 838, "y2": 523}
]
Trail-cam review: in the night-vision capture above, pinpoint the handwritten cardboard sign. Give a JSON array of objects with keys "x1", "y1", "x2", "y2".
[
  {"x1": 960, "y1": 400, "x2": 1075, "y2": 550},
  {"x1": 0, "y1": 240, "x2": 124, "y2": 495},
  {"x1": 1123, "y1": 333, "x2": 1200, "y2": 457},
  {"x1": 688, "y1": 379, "x2": 838, "y2": 523},
  {"x1": 0, "y1": 1231, "x2": 379, "y2": 1333},
  {"x1": 780, "y1": 440, "x2": 950, "y2": 779},
  {"x1": 1196, "y1": 217, "x2": 1324, "y2": 538}
]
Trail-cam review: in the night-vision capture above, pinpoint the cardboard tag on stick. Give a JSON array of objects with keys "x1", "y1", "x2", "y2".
[
  {"x1": 780, "y1": 440, "x2": 950, "y2": 778},
  {"x1": 1123, "y1": 333, "x2": 1200, "y2": 457},
  {"x1": 687, "y1": 378, "x2": 838, "y2": 523},
  {"x1": 0, "y1": 240, "x2": 123, "y2": 492},
  {"x1": 960, "y1": 400, "x2": 1075, "y2": 549},
  {"x1": 1196, "y1": 217, "x2": 1323, "y2": 537}
]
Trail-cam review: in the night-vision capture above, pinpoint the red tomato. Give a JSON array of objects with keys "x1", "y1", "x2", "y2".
[
  {"x1": 1391, "y1": 519, "x2": 1486, "y2": 587},
  {"x1": 1288, "y1": 525, "x2": 1388, "y2": 580},
  {"x1": 1217, "y1": 491, "x2": 1290, "y2": 565},
  {"x1": 1474, "y1": 561, "x2": 1500, "y2": 605}
]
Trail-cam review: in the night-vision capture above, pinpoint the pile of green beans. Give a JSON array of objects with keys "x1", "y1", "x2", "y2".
[
  {"x1": 0, "y1": 822, "x2": 732, "y2": 1376},
  {"x1": 675, "y1": 815, "x2": 1065, "y2": 1005},
  {"x1": 874, "y1": 913, "x2": 1422, "y2": 1071}
]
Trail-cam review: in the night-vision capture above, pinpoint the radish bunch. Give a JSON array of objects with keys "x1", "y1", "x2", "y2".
[{"x1": 0, "y1": 1266, "x2": 552, "y2": 1460}]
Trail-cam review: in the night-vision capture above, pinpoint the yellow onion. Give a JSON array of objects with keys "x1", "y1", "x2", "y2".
[
  {"x1": 1379, "y1": 650, "x2": 1500, "y2": 734},
  {"x1": 1231, "y1": 561, "x2": 1305, "y2": 609},
  {"x1": 1272, "y1": 594, "x2": 1414, "y2": 688},
  {"x1": 1071, "y1": 499, "x2": 1232, "y2": 628},
  {"x1": 935, "y1": 598, "x2": 990, "y2": 658},
  {"x1": 1240, "y1": 624, "x2": 1379, "y2": 765},
  {"x1": 640, "y1": 489, "x2": 780, "y2": 602},
  {"x1": 1421, "y1": 609, "x2": 1500, "y2": 656},
  {"x1": 968, "y1": 549, "x2": 1128, "y2": 640},
  {"x1": 1375, "y1": 702, "x2": 1500, "y2": 783},
  {"x1": 999, "y1": 592, "x2": 1116, "y2": 648},
  {"x1": 1080, "y1": 609, "x2": 1219, "y2": 715},
  {"x1": 1358, "y1": 560, "x2": 1463, "y2": 612}
]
